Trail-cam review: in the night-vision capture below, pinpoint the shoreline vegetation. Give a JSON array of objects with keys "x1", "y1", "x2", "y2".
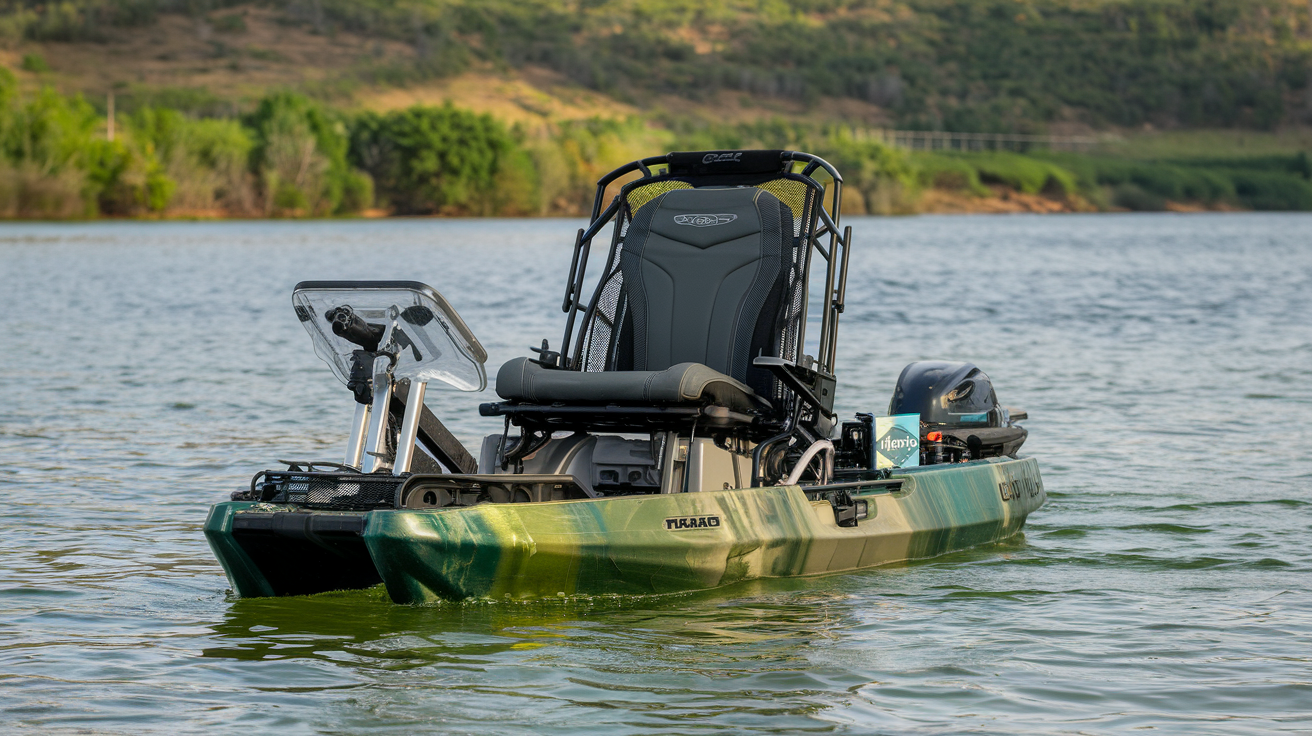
[
  {"x1": 3, "y1": 0, "x2": 1312, "y2": 218},
  {"x1": 3, "y1": 74, "x2": 1310, "y2": 220}
]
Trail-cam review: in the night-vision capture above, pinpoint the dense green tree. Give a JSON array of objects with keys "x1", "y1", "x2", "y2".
[
  {"x1": 244, "y1": 93, "x2": 372, "y2": 216},
  {"x1": 349, "y1": 103, "x2": 531, "y2": 214}
]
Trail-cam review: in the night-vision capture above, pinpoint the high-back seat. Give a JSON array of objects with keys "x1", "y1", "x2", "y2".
[{"x1": 496, "y1": 186, "x2": 798, "y2": 414}]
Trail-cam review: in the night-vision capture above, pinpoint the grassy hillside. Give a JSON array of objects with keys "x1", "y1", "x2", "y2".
[
  {"x1": 3, "y1": 0, "x2": 1312, "y2": 131},
  {"x1": 1, "y1": 0, "x2": 1311, "y2": 219}
]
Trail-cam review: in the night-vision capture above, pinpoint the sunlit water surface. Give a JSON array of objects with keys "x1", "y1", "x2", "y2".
[{"x1": 1, "y1": 214, "x2": 1309, "y2": 734}]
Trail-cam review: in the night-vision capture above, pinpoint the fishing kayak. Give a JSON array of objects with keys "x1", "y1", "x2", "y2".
[
  {"x1": 205, "y1": 149, "x2": 1045, "y2": 604},
  {"x1": 207, "y1": 456, "x2": 1042, "y2": 602}
]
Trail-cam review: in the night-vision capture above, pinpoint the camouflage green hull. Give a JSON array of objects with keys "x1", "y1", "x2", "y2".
[{"x1": 363, "y1": 457, "x2": 1044, "y2": 603}]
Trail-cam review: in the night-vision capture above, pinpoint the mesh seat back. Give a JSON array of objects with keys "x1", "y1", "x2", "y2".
[{"x1": 584, "y1": 186, "x2": 801, "y2": 403}]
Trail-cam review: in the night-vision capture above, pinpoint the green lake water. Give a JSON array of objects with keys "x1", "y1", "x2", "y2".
[{"x1": 1, "y1": 214, "x2": 1309, "y2": 734}]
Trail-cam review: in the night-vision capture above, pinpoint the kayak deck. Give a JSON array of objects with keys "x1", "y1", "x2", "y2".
[{"x1": 362, "y1": 456, "x2": 1044, "y2": 603}]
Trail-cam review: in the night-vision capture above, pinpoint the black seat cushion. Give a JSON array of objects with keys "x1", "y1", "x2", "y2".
[{"x1": 495, "y1": 357, "x2": 768, "y2": 414}]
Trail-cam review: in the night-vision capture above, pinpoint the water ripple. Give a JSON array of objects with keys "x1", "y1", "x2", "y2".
[{"x1": 1, "y1": 215, "x2": 1311, "y2": 733}]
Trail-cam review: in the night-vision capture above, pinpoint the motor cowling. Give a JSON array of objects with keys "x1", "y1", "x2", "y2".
[
  {"x1": 889, "y1": 361, "x2": 1004, "y2": 427},
  {"x1": 889, "y1": 361, "x2": 1027, "y2": 460}
]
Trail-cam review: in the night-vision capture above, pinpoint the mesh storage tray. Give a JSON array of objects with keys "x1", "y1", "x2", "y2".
[{"x1": 251, "y1": 470, "x2": 404, "y2": 510}]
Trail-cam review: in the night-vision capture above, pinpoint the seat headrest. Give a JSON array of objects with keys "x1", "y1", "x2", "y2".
[
  {"x1": 666, "y1": 150, "x2": 787, "y2": 178},
  {"x1": 644, "y1": 187, "x2": 771, "y2": 250}
]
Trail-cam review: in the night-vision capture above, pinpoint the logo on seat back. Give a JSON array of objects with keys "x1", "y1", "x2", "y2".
[
  {"x1": 702, "y1": 152, "x2": 743, "y2": 164},
  {"x1": 674, "y1": 214, "x2": 738, "y2": 227}
]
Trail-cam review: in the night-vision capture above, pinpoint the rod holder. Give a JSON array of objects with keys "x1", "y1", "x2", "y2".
[
  {"x1": 343, "y1": 401, "x2": 371, "y2": 469},
  {"x1": 392, "y1": 380, "x2": 427, "y2": 474},
  {"x1": 363, "y1": 360, "x2": 395, "y2": 473}
]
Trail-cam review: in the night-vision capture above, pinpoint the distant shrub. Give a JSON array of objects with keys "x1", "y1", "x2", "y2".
[
  {"x1": 83, "y1": 137, "x2": 137, "y2": 214},
  {"x1": 212, "y1": 13, "x2": 246, "y2": 34},
  {"x1": 1127, "y1": 166, "x2": 1187, "y2": 201},
  {"x1": 1295, "y1": 152, "x2": 1311, "y2": 181},
  {"x1": 974, "y1": 153, "x2": 1077, "y2": 196},
  {"x1": 0, "y1": 162, "x2": 87, "y2": 218},
  {"x1": 1230, "y1": 171, "x2": 1312, "y2": 211},
  {"x1": 1035, "y1": 154, "x2": 1312, "y2": 208},
  {"x1": 4, "y1": 86, "x2": 101, "y2": 176},
  {"x1": 513, "y1": 117, "x2": 670, "y2": 215},
  {"x1": 1112, "y1": 184, "x2": 1167, "y2": 212},
  {"x1": 1179, "y1": 169, "x2": 1234, "y2": 202},
  {"x1": 349, "y1": 104, "x2": 533, "y2": 215},
  {"x1": 1167, "y1": 154, "x2": 1312, "y2": 179},
  {"x1": 20, "y1": 53, "x2": 49, "y2": 72},
  {"x1": 127, "y1": 108, "x2": 256, "y2": 214},
  {"x1": 916, "y1": 155, "x2": 986, "y2": 194},
  {"x1": 818, "y1": 133, "x2": 918, "y2": 214},
  {"x1": 245, "y1": 93, "x2": 370, "y2": 215},
  {"x1": 914, "y1": 152, "x2": 1077, "y2": 199}
]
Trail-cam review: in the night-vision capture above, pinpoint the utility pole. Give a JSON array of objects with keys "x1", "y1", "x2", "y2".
[{"x1": 107, "y1": 91, "x2": 115, "y2": 142}]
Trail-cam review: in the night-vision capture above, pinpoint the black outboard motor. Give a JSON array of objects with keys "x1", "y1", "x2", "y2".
[{"x1": 889, "y1": 361, "x2": 1028, "y2": 463}]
